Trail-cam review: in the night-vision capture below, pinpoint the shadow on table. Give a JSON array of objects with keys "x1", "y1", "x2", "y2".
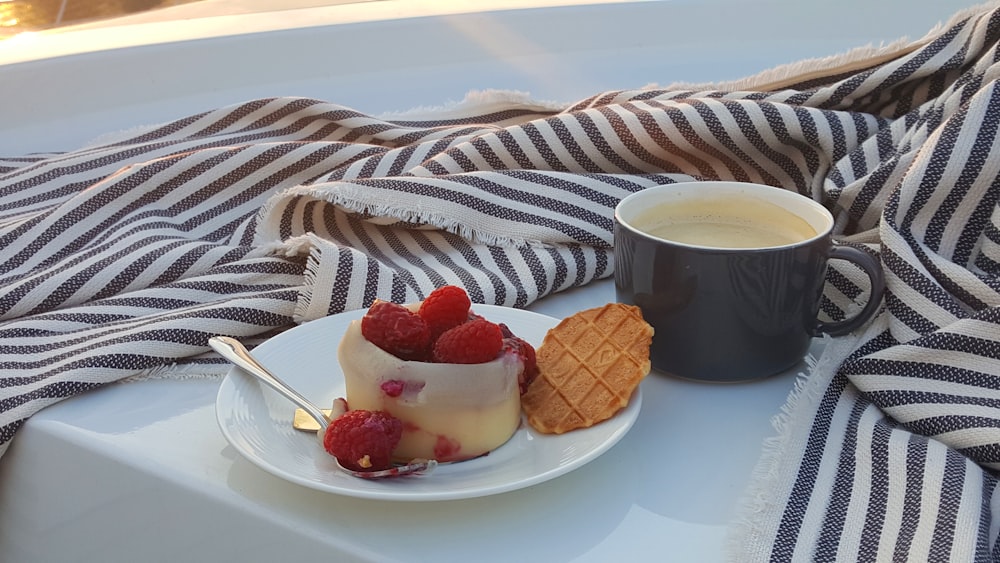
[{"x1": 223, "y1": 436, "x2": 641, "y2": 561}]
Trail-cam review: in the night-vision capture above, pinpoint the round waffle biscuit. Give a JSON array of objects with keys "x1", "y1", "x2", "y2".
[{"x1": 522, "y1": 303, "x2": 653, "y2": 434}]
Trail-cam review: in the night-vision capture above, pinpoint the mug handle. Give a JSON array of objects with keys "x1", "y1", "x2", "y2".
[{"x1": 811, "y1": 244, "x2": 886, "y2": 337}]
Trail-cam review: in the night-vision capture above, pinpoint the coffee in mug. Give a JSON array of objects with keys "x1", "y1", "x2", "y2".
[
  {"x1": 614, "y1": 181, "x2": 884, "y2": 383},
  {"x1": 629, "y1": 195, "x2": 817, "y2": 248}
]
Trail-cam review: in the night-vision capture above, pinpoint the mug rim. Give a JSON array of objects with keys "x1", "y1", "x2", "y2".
[{"x1": 614, "y1": 181, "x2": 834, "y2": 252}]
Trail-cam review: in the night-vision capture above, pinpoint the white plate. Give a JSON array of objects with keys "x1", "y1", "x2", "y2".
[{"x1": 215, "y1": 304, "x2": 641, "y2": 501}]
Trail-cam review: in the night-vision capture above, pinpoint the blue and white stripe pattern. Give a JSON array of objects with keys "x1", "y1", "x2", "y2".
[{"x1": 3, "y1": 3, "x2": 1000, "y2": 559}]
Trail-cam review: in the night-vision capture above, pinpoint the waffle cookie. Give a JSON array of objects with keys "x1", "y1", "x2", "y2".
[{"x1": 522, "y1": 303, "x2": 653, "y2": 434}]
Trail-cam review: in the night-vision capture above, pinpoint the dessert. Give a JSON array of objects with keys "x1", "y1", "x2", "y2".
[
  {"x1": 317, "y1": 291, "x2": 647, "y2": 473},
  {"x1": 336, "y1": 286, "x2": 535, "y2": 463},
  {"x1": 521, "y1": 303, "x2": 653, "y2": 434}
]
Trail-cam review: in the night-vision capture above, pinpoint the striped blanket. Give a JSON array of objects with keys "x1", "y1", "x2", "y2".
[{"x1": 2, "y1": 3, "x2": 999, "y2": 560}]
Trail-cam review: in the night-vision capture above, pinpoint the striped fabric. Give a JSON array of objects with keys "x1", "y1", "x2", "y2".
[{"x1": 1, "y1": 3, "x2": 999, "y2": 560}]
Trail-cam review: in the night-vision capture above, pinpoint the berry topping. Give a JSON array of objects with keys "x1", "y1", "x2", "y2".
[
  {"x1": 498, "y1": 323, "x2": 515, "y2": 338},
  {"x1": 432, "y1": 318, "x2": 504, "y2": 364},
  {"x1": 380, "y1": 380, "x2": 405, "y2": 397},
  {"x1": 361, "y1": 300, "x2": 430, "y2": 361},
  {"x1": 380, "y1": 379, "x2": 425, "y2": 398},
  {"x1": 434, "y1": 435, "x2": 462, "y2": 460},
  {"x1": 323, "y1": 410, "x2": 403, "y2": 471},
  {"x1": 418, "y1": 285, "x2": 472, "y2": 339},
  {"x1": 502, "y1": 334, "x2": 538, "y2": 394}
]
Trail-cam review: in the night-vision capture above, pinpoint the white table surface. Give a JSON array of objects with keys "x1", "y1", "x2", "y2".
[{"x1": 0, "y1": 1, "x2": 982, "y2": 561}]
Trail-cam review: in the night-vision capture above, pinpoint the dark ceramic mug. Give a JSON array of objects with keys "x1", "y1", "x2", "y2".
[{"x1": 614, "y1": 181, "x2": 884, "y2": 382}]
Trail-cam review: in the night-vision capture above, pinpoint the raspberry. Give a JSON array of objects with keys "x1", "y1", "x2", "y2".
[
  {"x1": 380, "y1": 380, "x2": 405, "y2": 397},
  {"x1": 418, "y1": 285, "x2": 472, "y2": 339},
  {"x1": 323, "y1": 410, "x2": 403, "y2": 471},
  {"x1": 361, "y1": 300, "x2": 430, "y2": 361},
  {"x1": 432, "y1": 318, "x2": 504, "y2": 364},
  {"x1": 502, "y1": 335, "x2": 538, "y2": 394}
]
